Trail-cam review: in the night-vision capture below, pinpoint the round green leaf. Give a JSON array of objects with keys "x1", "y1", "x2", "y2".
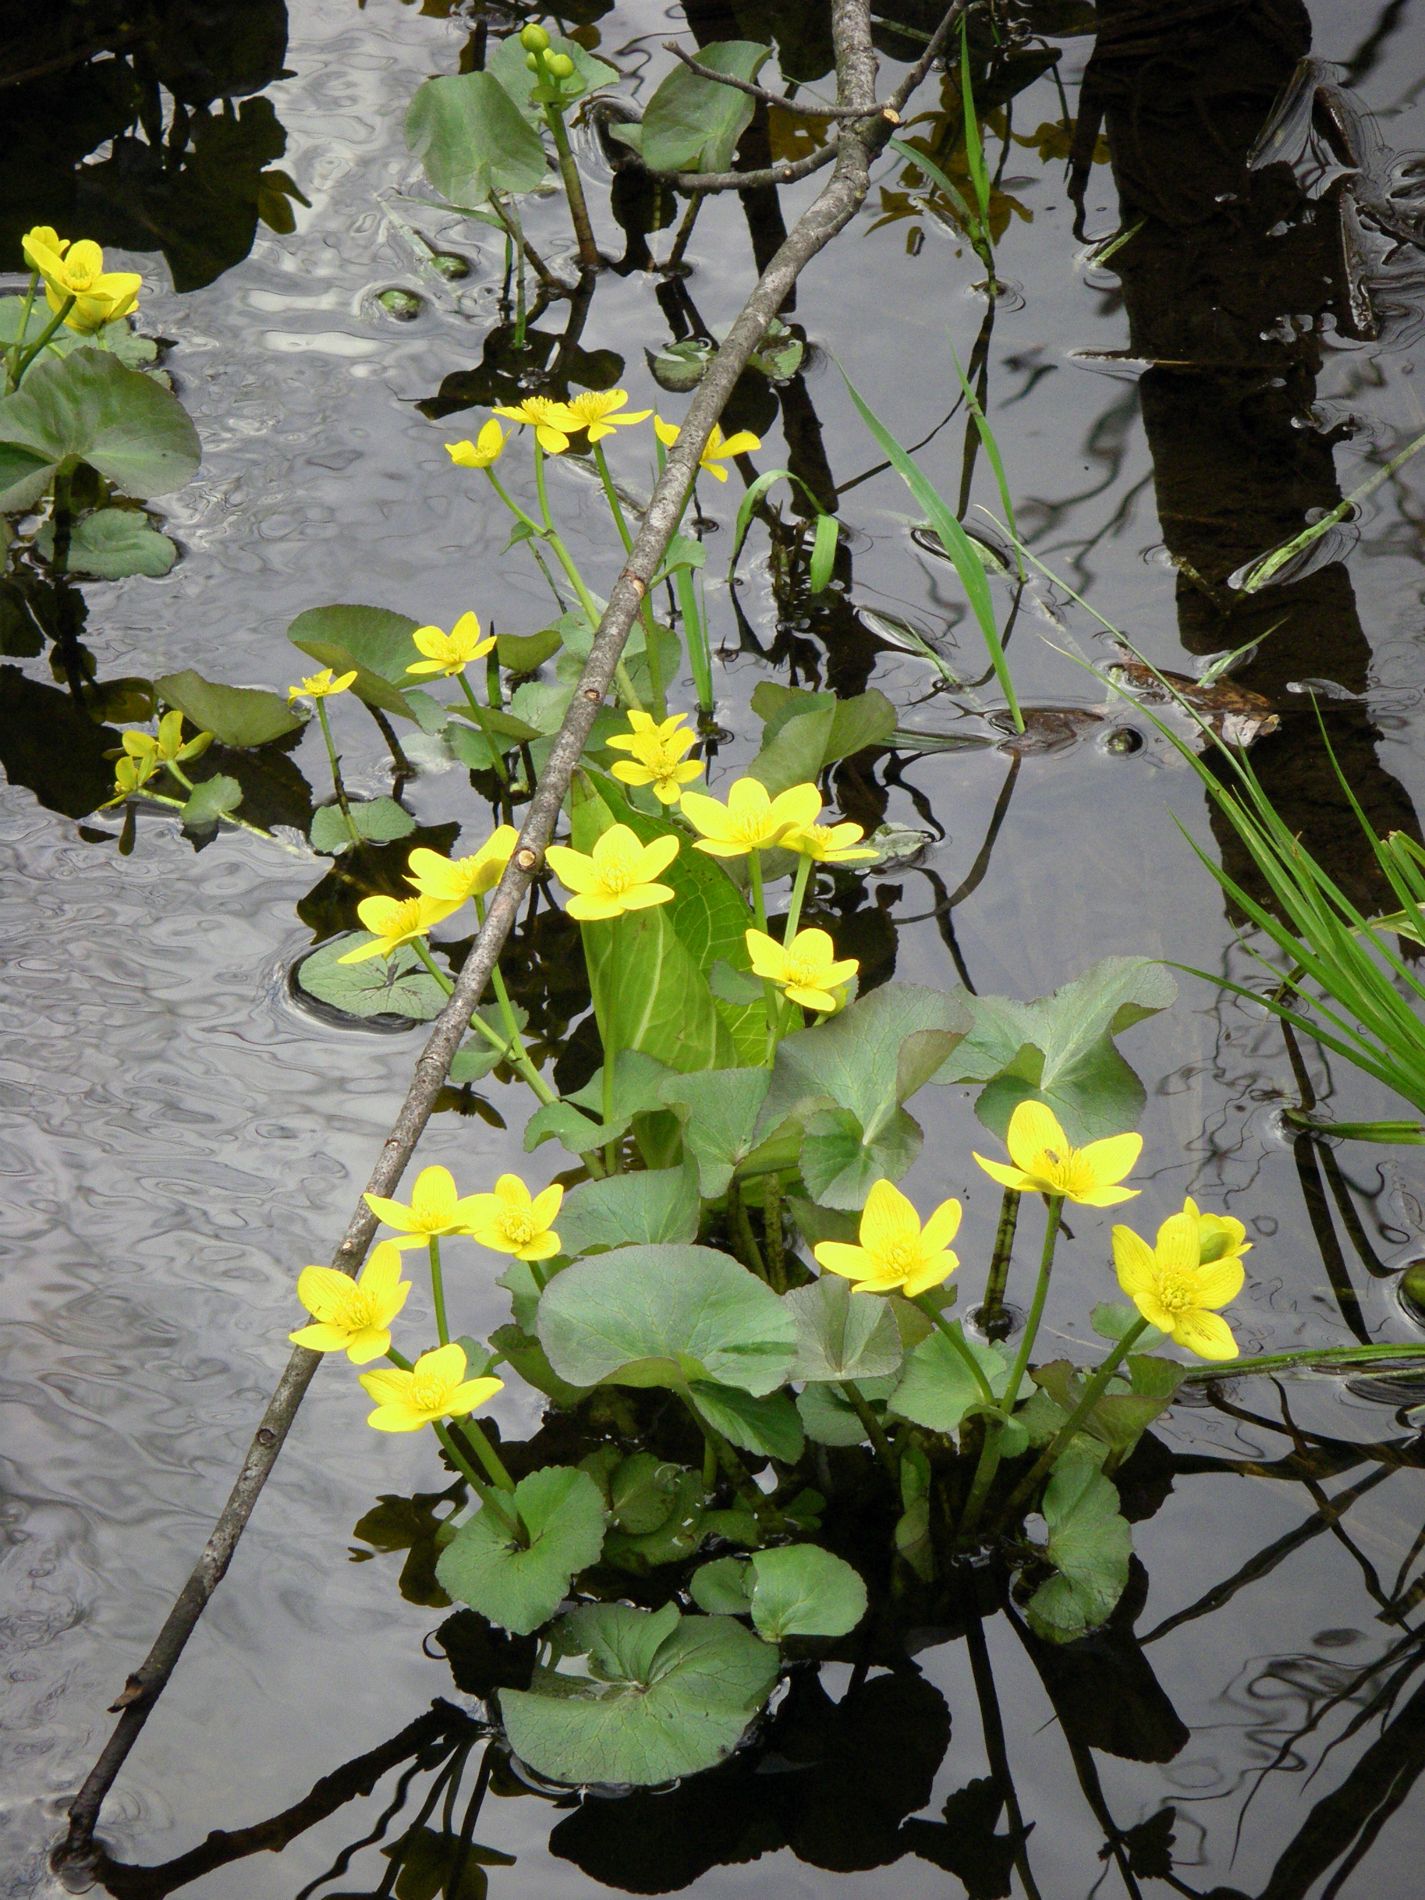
[
  {"x1": 0, "y1": 347, "x2": 200, "y2": 511},
  {"x1": 500, "y1": 1604, "x2": 779, "y2": 1787},
  {"x1": 156, "y1": 669, "x2": 303, "y2": 747},
  {"x1": 296, "y1": 939, "x2": 447, "y2": 1023},
  {"x1": 40, "y1": 506, "x2": 176, "y2": 578},
  {"x1": 786, "y1": 1274, "x2": 904, "y2": 1383},
  {"x1": 536, "y1": 1244, "x2": 797, "y2": 1395},
  {"x1": 310, "y1": 795, "x2": 416, "y2": 855},
  {"x1": 689, "y1": 1556, "x2": 753, "y2": 1616},
  {"x1": 406, "y1": 71, "x2": 548, "y2": 203},
  {"x1": 747, "y1": 1545, "x2": 867, "y2": 1641},
  {"x1": 435, "y1": 1466, "x2": 607, "y2": 1636}
]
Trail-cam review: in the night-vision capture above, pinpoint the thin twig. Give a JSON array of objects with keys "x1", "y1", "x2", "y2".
[
  {"x1": 662, "y1": 39, "x2": 890, "y2": 119},
  {"x1": 638, "y1": 2, "x2": 966, "y2": 195},
  {"x1": 58, "y1": 0, "x2": 908, "y2": 1863}
]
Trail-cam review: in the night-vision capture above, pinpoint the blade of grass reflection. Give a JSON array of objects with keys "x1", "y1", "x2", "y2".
[
  {"x1": 1231, "y1": 1628, "x2": 1425, "y2": 1864},
  {"x1": 1257, "y1": 1672, "x2": 1425, "y2": 1898},
  {"x1": 1139, "y1": 1465, "x2": 1394, "y2": 1647}
]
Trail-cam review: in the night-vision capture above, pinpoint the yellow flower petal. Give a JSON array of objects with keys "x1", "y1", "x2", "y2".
[{"x1": 1172, "y1": 1309, "x2": 1238, "y2": 1360}]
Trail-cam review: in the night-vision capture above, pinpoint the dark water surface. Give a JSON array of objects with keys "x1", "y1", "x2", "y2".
[{"x1": 5, "y1": 1, "x2": 1425, "y2": 1895}]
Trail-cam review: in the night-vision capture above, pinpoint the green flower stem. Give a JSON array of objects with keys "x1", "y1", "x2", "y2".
[
  {"x1": 411, "y1": 939, "x2": 570, "y2": 1129},
  {"x1": 455, "y1": 1416, "x2": 518, "y2": 1495},
  {"x1": 913, "y1": 1295, "x2": 998, "y2": 1408},
  {"x1": 600, "y1": 1043, "x2": 620, "y2": 1176},
  {"x1": 763, "y1": 1171, "x2": 787, "y2": 1294},
  {"x1": 996, "y1": 1318, "x2": 1151, "y2": 1528},
  {"x1": 412, "y1": 939, "x2": 454, "y2": 994},
  {"x1": 728, "y1": 1178, "x2": 768, "y2": 1281},
  {"x1": 839, "y1": 1379, "x2": 898, "y2": 1482},
  {"x1": 11, "y1": 294, "x2": 75, "y2": 385},
  {"x1": 118, "y1": 787, "x2": 298, "y2": 852},
  {"x1": 685, "y1": 1400, "x2": 761, "y2": 1509},
  {"x1": 49, "y1": 462, "x2": 74, "y2": 573},
  {"x1": 541, "y1": 99, "x2": 600, "y2": 271},
  {"x1": 314, "y1": 699, "x2": 362, "y2": 846},
  {"x1": 593, "y1": 440, "x2": 665, "y2": 716},
  {"x1": 5, "y1": 271, "x2": 38, "y2": 387},
  {"x1": 434, "y1": 1424, "x2": 524, "y2": 1541},
  {"x1": 782, "y1": 852, "x2": 814, "y2": 944},
  {"x1": 1178, "y1": 1342, "x2": 1425, "y2": 1382},
  {"x1": 746, "y1": 850, "x2": 782, "y2": 1057},
  {"x1": 978, "y1": 1187, "x2": 1020, "y2": 1338},
  {"x1": 959, "y1": 1194, "x2": 1062, "y2": 1539},
  {"x1": 533, "y1": 440, "x2": 644, "y2": 713},
  {"x1": 483, "y1": 466, "x2": 543, "y2": 538},
  {"x1": 455, "y1": 671, "x2": 509, "y2": 786},
  {"x1": 428, "y1": 1236, "x2": 450, "y2": 1346}
]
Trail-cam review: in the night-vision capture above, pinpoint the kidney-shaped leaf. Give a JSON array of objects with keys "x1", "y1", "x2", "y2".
[
  {"x1": 786, "y1": 1275, "x2": 904, "y2": 1383},
  {"x1": 1025, "y1": 1456, "x2": 1132, "y2": 1643},
  {"x1": 156, "y1": 668, "x2": 303, "y2": 746},
  {"x1": 0, "y1": 347, "x2": 201, "y2": 510},
  {"x1": 287, "y1": 603, "x2": 421, "y2": 719},
  {"x1": 557, "y1": 1163, "x2": 701, "y2": 1258},
  {"x1": 943, "y1": 956, "x2": 1176, "y2": 1143},
  {"x1": 747, "y1": 1545, "x2": 867, "y2": 1641},
  {"x1": 436, "y1": 1466, "x2": 607, "y2": 1636},
  {"x1": 406, "y1": 70, "x2": 548, "y2": 203},
  {"x1": 537, "y1": 1244, "x2": 796, "y2": 1395},
  {"x1": 638, "y1": 41, "x2": 770, "y2": 174},
  {"x1": 500, "y1": 1603, "x2": 779, "y2": 1787}
]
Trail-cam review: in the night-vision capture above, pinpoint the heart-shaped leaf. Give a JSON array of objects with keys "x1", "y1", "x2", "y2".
[
  {"x1": 537, "y1": 1244, "x2": 796, "y2": 1395},
  {"x1": 500, "y1": 1604, "x2": 779, "y2": 1787},
  {"x1": 0, "y1": 347, "x2": 200, "y2": 510},
  {"x1": 406, "y1": 71, "x2": 548, "y2": 203},
  {"x1": 785, "y1": 1275, "x2": 904, "y2": 1383},
  {"x1": 435, "y1": 1466, "x2": 607, "y2": 1636},
  {"x1": 557, "y1": 1162, "x2": 701, "y2": 1257},
  {"x1": 156, "y1": 669, "x2": 303, "y2": 747},
  {"x1": 1024, "y1": 1456, "x2": 1132, "y2": 1643}
]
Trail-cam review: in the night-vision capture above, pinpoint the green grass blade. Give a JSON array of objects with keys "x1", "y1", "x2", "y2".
[{"x1": 839, "y1": 359, "x2": 1023, "y2": 731}]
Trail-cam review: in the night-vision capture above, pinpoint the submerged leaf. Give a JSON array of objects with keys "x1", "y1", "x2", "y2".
[{"x1": 296, "y1": 938, "x2": 447, "y2": 1023}]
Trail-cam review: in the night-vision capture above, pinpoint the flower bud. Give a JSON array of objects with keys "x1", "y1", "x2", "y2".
[
  {"x1": 520, "y1": 23, "x2": 550, "y2": 52},
  {"x1": 525, "y1": 51, "x2": 539, "y2": 71},
  {"x1": 548, "y1": 51, "x2": 575, "y2": 79}
]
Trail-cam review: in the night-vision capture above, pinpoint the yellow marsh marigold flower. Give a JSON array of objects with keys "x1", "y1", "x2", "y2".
[
  {"x1": 359, "y1": 1342, "x2": 504, "y2": 1433},
  {"x1": 288, "y1": 666, "x2": 357, "y2": 703},
  {"x1": 465, "y1": 1173, "x2": 563, "y2": 1262},
  {"x1": 563, "y1": 387, "x2": 653, "y2": 442},
  {"x1": 606, "y1": 709, "x2": 703, "y2": 806},
  {"x1": 973, "y1": 1100, "x2": 1141, "y2": 1207},
  {"x1": 106, "y1": 751, "x2": 159, "y2": 804},
  {"x1": 406, "y1": 610, "x2": 495, "y2": 678},
  {"x1": 122, "y1": 708, "x2": 213, "y2": 767},
  {"x1": 546, "y1": 824, "x2": 679, "y2": 921},
  {"x1": 1179, "y1": 1193, "x2": 1251, "y2": 1269},
  {"x1": 23, "y1": 227, "x2": 141, "y2": 333},
  {"x1": 653, "y1": 414, "x2": 761, "y2": 481},
  {"x1": 814, "y1": 1177, "x2": 962, "y2": 1297},
  {"x1": 782, "y1": 818, "x2": 877, "y2": 864},
  {"x1": 337, "y1": 892, "x2": 449, "y2": 965},
  {"x1": 1112, "y1": 1207, "x2": 1244, "y2": 1360},
  {"x1": 680, "y1": 776, "x2": 821, "y2": 858},
  {"x1": 364, "y1": 1162, "x2": 487, "y2": 1249},
  {"x1": 446, "y1": 420, "x2": 505, "y2": 469},
  {"x1": 746, "y1": 925, "x2": 858, "y2": 1013},
  {"x1": 288, "y1": 1240, "x2": 412, "y2": 1364},
  {"x1": 492, "y1": 395, "x2": 580, "y2": 454},
  {"x1": 405, "y1": 829, "x2": 518, "y2": 920}
]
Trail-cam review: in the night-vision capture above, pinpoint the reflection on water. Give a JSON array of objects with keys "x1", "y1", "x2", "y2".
[{"x1": 3, "y1": 0, "x2": 1425, "y2": 1895}]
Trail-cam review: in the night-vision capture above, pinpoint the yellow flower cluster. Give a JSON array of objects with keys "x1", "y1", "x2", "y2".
[
  {"x1": 288, "y1": 1164, "x2": 564, "y2": 1431},
  {"x1": 819, "y1": 1100, "x2": 1247, "y2": 1361},
  {"x1": 443, "y1": 385, "x2": 762, "y2": 476}
]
